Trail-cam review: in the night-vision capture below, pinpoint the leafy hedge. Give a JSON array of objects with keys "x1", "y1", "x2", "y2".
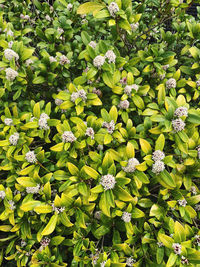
[{"x1": 0, "y1": 0, "x2": 200, "y2": 266}]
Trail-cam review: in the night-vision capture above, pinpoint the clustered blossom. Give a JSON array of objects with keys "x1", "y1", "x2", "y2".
[
  {"x1": 92, "y1": 88, "x2": 102, "y2": 96},
  {"x1": 6, "y1": 29, "x2": 14, "y2": 36},
  {"x1": 102, "y1": 120, "x2": 115, "y2": 134},
  {"x1": 131, "y1": 22, "x2": 139, "y2": 31},
  {"x1": 93, "y1": 55, "x2": 105, "y2": 68},
  {"x1": 152, "y1": 150, "x2": 165, "y2": 162},
  {"x1": 26, "y1": 184, "x2": 40, "y2": 194},
  {"x1": 190, "y1": 186, "x2": 197, "y2": 195},
  {"x1": 195, "y1": 235, "x2": 200, "y2": 246},
  {"x1": 172, "y1": 118, "x2": 185, "y2": 132},
  {"x1": 25, "y1": 151, "x2": 37, "y2": 164},
  {"x1": 4, "y1": 118, "x2": 13, "y2": 126},
  {"x1": 124, "y1": 84, "x2": 139, "y2": 97},
  {"x1": 162, "y1": 64, "x2": 169, "y2": 71},
  {"x1": 0, "y1": 191, "x2": 6, "y2": 199},
  {"x1": 38, "y1": 113, "x2": 49, "y2": 130},
  {"x1": 91, "y1": 252, "x2": 99, "y2": 265},
  {"x1": 120, "y1": 77, "x2": 127, "y2": 85},
  {"x1": 174, "y1": 106, "x2": 188, "y2": 117},
  {"x1": 45, "y1": 15, "x2": 51, "y2": 21},
  {"x1": 57, "y1": 27, "x2": 64, "y2": 34},
  {"x1": 52, "y1": 203, "x2": 65, "y2": 214},
  {"x1": 85, "y1": 127, "x2": 95, "y2": 139},
  {"x1": 94, "y1": 211, "x2": 101, "y2": 220},
  {"x1": 71, "y1": 89, "x2": 87, "y2": 102},
  {"x1": 126, "y1": 256, "x2": 136, "y2": 266},
  {"x1": 67, "y1": 3, "x2": 73, "y2": 11},
  {"x1": 88, "y1": 41, "x2": 97, "y2": 49},
  {"x1": 49, "y1": 56, "x2": 57, "y2": 63},
  {"x1": 8, "y1": 200, "x2": 16, "y2": 210},
  {"x1": 100, "y1": 261, "x2": 107, "y2": 267},
  {"x1": 178, "y1": 199, "x2": 187, "y2": 207},
  {"x1": 5, "y1": 68, "x2": 18, "y2": 81},
  {"x1": 108, "y1": 2, "x2": 119, "y2": 17},
  {"x1": 8, "y1": 41, "x2": 13, "y2": 48},
  {"x1": 40, "y1": 237, "x2": 50, "y2": 247},
  {"x1": 21, "y1": 240, "x2": 27, "y2": 247},
  {"x1": 97, "y1": 144, "x2": 103, "y2": 151},
  {"x1": 25, "y1": 59, "x2": 34, "y2": 66},
  {"x1": 121, "y1": 212, "x2": 132, "y2": 223},
  {"x1": 105, "y1": 50, "x2": 116, "y2": 63},
  {"x1": 172, "y1": 243, "x2": 182, "y2": 255},
  {"x1": 9, "y1": 132, "x2": 19, "y2": 145},
  {"x1": 152, "y1": 161, "x2": 165, "y2": 174},
  {"x1": 157, "y1": 242, "x2": 164, "y2": 247},
  {"x1": 62, "y1": 131, "x2": 76, "y2": 143},
  {"x1": 59, "y1": 55, "x2": 70, "y2": 65},
  {"x1": 55, "y1": 98, "x2": 63, "y2": 106},
  {"x1": 196, "y1": 79, "x2": 200, "y2": 87},
  {"x1": 122, "y1": 157, "x2": 139, "y2": 173},
  {"x1": 4, "y1": 49, "x2": 19, "y2": 61},
  {"x1": 166, "y1": 78, "x2": 176, "y2": 89},
  {"x1": 100, "y1": 174, "x2": 116, "y2": 190},
  {"x1": 195, "y1": 204, "x2": 200, "y2": 211},
  {"x1": 181, "y1": 256, "x2": 189, "y2": 265},
  {"x1": 20, "y1": 14, "x2": 30, "y2": 20},
  {"x1": 118, "y1": 100, "x2": 130, "y2": 109}
]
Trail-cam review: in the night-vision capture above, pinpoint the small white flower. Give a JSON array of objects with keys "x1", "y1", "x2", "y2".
[
  {"x1": 78, "y1": 89, "x2": 87, "y2": 101},
  {"x1": 85, "y1": 127, "x2": 95, "y2": 139},
  {"x1": 105, "y1": 50, "x2": 116, "y2": 63},
  {"x1": 172, "y1": 118, "x2": 185, "y2": 132},
  {"x1": 67, "y1": 3, "x2": 73, "y2": 11},
  {"x1": 49, "y1": 56, "x2": 57, "y2": 63},
  {"x1": 118, "y1": 100, "x2": 129, "y2": 109},
  {"x1": 195, "y1": 235, "x2": 200, "y2": 246},
  {"x1": 38, "y1": 113, "x2": 49, "y2": 130},
  {"x1": 160, "y1": 74, "x2": 165, "y2": 80},
  {"x1": 8, "y1": 41, "x2": 13, "y2": 48},
  {"x1": 93, "y1": 55, "x2": 105, "y2": 69},
  {"x1": 166, "y1": 78, "x2": 176, "y2": 89},
  {"x1": 30, "y1": 116, "x2": 35, "y2": 122},
  {"x1": 172, "y1": 243, "x2": 182, "y2": 255},
  {"x1": 70, "y1": 92, "x2": 79, "y2": 102},
  {"x1": 62, "y1": 131, "x2": 76, "y2": 143},
  {"x1": 181, "y1": 256, "x2": 189, "y2": 265},
  {"x1": 9, "y1": 132, "x2": 19, "y2": 145},
  {"x1": 24, "y1": 15, "x2": 30, "y2": 20},
  {"x1": 157, "y1": 242, "x2": 164, "y2": 247},
  {"x1": 59, "y1": 55, "x2": 70, "y2": 65},
  {"x1": 131, "y1": 22, "x2": 139, "y2": 31},
  {"x1": 100, "y1": 261, "x2": 107, "y2": 267},
  {"x1": 174, "y1": 106, "x2": 188, "y2": 117},
  {"x1": 5, "y1": 68, "x2": 18, "y2": 81},
  {"x1": 52, "y1": 203, "x2": 65, "y2": 214},
  {"x1": 88, "y1": 41, "x2": 97, "y2": 49},
  {"x1": 108, "y1": 2, "x2": 119, "y2": 17},
  {"x1": 57, "y1": 27, "x2": 64, "y2": 34},
  {"x1": 8, "y1": 200, "x2": 16, "y2": 210},
  {"x1": 178, "y1": 199, "x2": 187, "y2": 207},
  {"x1": 162, "y1": 64, "x2": 169, "y2": 71},
  {"x1": 4, "y1": 118, "x2": 13, "y2": 126},
  {"x1": 94, "y1": 211, "x2": 101, "y2": 220},
  {"x1": 40, "y1": 113, "x2": 49, "y2": 120},
  {"x1": 25, "y1": 59, "x2": 33, "y2": 66},
  {"x1": 100, "y1": 174, "x2": 116, "y2": 190},
  {"x1": 91, "y1": 252, "x2": 99, "y2": 265},
  {"x1": 4, "y1": 49, "x2": 19, "y2": 61},
  {"x1": 196, "y1": 79, "x2": 200, "y2": 87},
  {"x1": 21, "y1": 240, "x2": 27, "y2": 247},
  {"x1": 102, "y1": 120, "x2": 115, "y2": 134},
  {"x1": 195, "y1": 204, "x2": 200, "y2": 211},
  {"x1": 124, "y1": 84, "x2": 138, "y2": 97},
  {"x1": 55, "y1": 98, "x2": 63, "y2": 106},
  {"x1": 81, "y1": 19, "x2": 88, "y2": 24},
  {"x1": 152, "y1": 150, "x2": 165, "y2": 162},
  {"x1": 121, "y1": 212, "x2": 132, "y2": 223},
  {"x1": 7, "y1": 30, "x2": 14, "y2": 36},
  {"x1": 97, "y1": 144, "x2": 103, "y2": 150},
  {"x1": 0, "y1": 191, "x2": 6, "y2": 199},
  {"x1": 152, "y1": 161, "x2": 165, "y2": 174},
  {"x1": 45, "y1": 15, "x2": 51, "y2": 21},
  {"x1": 25, "y1": 151, "x2": 37, "y2": 163},
  {"x1": 26, "y1": 184, "x2": 40, "y2": 194},
  {"x1": 126, "y1": 256, "x2": 136, "y2": 266},
  {"x1": 40, "y1": 237, "x2": 50, "y2": 247},
  {"x1": 122, "y1": 157, "x2": 139, "y2": 173},
  {"x1": 190, "y1": 186, "x2": 197, "y2": 195}
]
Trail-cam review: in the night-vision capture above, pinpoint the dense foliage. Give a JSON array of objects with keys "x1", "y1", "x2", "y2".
[{"x1": 0, "y1": 0, "x2": 200, "y2": 266}]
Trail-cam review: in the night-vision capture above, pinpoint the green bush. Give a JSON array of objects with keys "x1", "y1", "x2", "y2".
[{"x1": 0, "y1": 0, "x2": 200, "y2": 266}]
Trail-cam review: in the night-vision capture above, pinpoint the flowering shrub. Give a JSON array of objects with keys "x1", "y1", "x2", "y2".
[{"x1": 0, "y1": 0, "x2": 200, "y2": 266}]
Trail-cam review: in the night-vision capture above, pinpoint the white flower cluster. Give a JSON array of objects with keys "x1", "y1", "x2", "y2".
[
  {"x1": 88, "y1": 41, "x2": 97, "y2": 49},
  {"x1": 121, "y1": 212, "x2": 132, "y2": 223},
  {"x1": 93, "y1": 55, "x2": 105, "y2": 68},
  {"x1": 94, "y1": 211, "x2": 101, "y2": 220},
  {"x1": 6, "y1": 29, "x2": 14, "y2": 36},
  {"x1": 131, "y1": 22, "x2": 139, "y2": 31},
  {"x1": 25, "y1": 151, "x2": 37, "y2": 164},
  {"x1": 172, "y1": 243, "x2": 182, "y2": 255},
  {"x1": 91, "y1": 252, "x2": 99, "y2": 265},
  {"x1": 166, "y1": 78, "x2": 176, "y2": 89},
  {"x1": 108, "y1": 2, "x2": 119, "y2": 17},
  {"x1": 71, "y1": 89, "x2": 87, "y2": 102},
  {"x1": 181, "y1": 256, "x2": 189, "y2": 265},
  {"x1": 49, "y1": 56, "x2": 57, "y2": 63},
  {"x1": 4, "y1": 49, "x2": 19, "y2": 61},
  {"x1": 118, "y1": 100, "x2": 129, "y2": 109},
  {"x1": 162, "y1": 64, "x2": 169, "y2": 71},
  {"x1": 178, "y1": 199, "x2": 187, "y2": 207},
  {"x1": 85, "y1": 127, "x2": 95, "y2": 139},
  {"x1": 26, "y1": 184, "x2": 40, "y2": 194},
  {"x1": 40, "y1": 237, "x2": 50, "y2": 247},
  {"x1": 67, "y1": 3, "x2": 73, "y2": 11},
  {"x1": 60, "y1": 55, "x2": 70, "y2": 65},
  {"x1": 157, "y1": 242, "x2": 164, "y2": 247},
  {"x1": 100, "y1": 261, "x2": 107, "y2": 267},
  {"x1": 25, "y1": 59, "x2": 34, "y2": 66},
  {"x1": 102, "y1": 120, "x2": 115, "y2": 134},
  {"x1": 92, "y1": 88, "x2": 102, "y2": 96},
  {"x1": 55, "y1": 98, "x2": 63, "y2": 106},
  {"x1": 52, "y1": 203, "x2": 65, "y2": 214},
  {"x1": 195, "y1": 204, "x2": 200, "y2": 211},
  {"x1": 8, "y1": 200, "x2": 16, "y2": 210},
  {"x1": 21, "y1": 240, "x2": 27, "y2": 247},
  {"x1": 38, "y1": 113, "x2": 49, "y2": 130},
  {"x1": 124, "y1": 84, "x2": 138, "y2": 97},
  {"x1": 5, "y1": 68, "x2": 18, "y2": 81},
  {"x1": 195, "y1": 235, "x2": 200, "y2": 246},
  {"x1": 126, "y1": 256, "x2": 136, "y2": 266},
  {"x1": 9, "y1": 132, "x2": 19, "y2": 145},
  {"x1": 105, "y1": 50, "x2": 116, "y2": 63},
  {"x1": 190, "y1": 186, "x2": 197, "y2": 195},
  {"x1": 152, "y1": 150, "x2": 165, "y2": 161},
  {"x1": 100, "y1": 174, "x2": 116, "y2": 190},
  {"x1": 8, "y1": 41, "x2": 13, "y2": 48},
  {"x1": 174, "y1": 106, "x2": 188, "y2": 117},
  {"x1": 122, "y1": 157, "x2": 139, "y2": 173},
  {"x1": 120, "y1": 77, "x2": 127, "y2": 85},
  {"x1": 62, "y1": 131, "x2": 76, "y2": 143},
  {"x1": 45, "y1": 15, "x2": 51, "y2": 21},
  {"x1": 20, "y1": 14, "x2": 30, "y2": 20},
  {"x1": 0, "y1": 191, "x2": 6, "y2": 199},
  {"x1": 57, "y1": 27, "x2": 64, "y2": 34},
  {"x1": 4, "y1": 118, "x2": 13, "y2": 126},
  {"x1": 172, "y1": 118, "x2": 185, "y2": 132},
  {"x1": 97, "y1": 144, "x2": 103, "y2": 151},
  {"x1": 196, "y1": 79, "x2": 200, "y2": 87}
]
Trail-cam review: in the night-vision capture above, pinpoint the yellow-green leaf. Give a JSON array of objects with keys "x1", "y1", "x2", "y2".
[{"x1": 41, "y1": 214, "x2": 58, "y2": 235}]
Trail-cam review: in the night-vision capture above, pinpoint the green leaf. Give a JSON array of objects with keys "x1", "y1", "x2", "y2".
[
  {"x1": 50, "y1": 143, "x2": 64, "y2": 152},
  {"x1": 81, "y1": 31, "x2": 91, "y2": 45},
  {"x1": 158, "y1": 233, "x2": 173, "y2": 248},
  {"x1": 41, "y1": 214, "x2": 58, "y2": 235},
  {"x1": 82, "y1": 166, "x2": 99, "y2": 179},
  {"x1": 132, "y1": 207, "x2": 145, "y2": 218},
  {"x1": 32, "y1": 76, "x2": 45, "y2": 84},
  {"x1": 174, "y1": 221, "x2": 186, "y2": 243},
  {"x1": 102, "y1": 72, "x2": 114, "y2": 88},
  {"x1": 155, "y1": 134, "x2": 165, "y2": 151},
  {"x1": 34, "y1": 205, "x2": 52, "y2": 214},
  {"x1": 19, "y1": 165, "x2": 35, "y2": 175},
  {"x1": 20, "y1": 201, "x2": 41, "y2": 212},
  {"x1": 67, "y1": 162, "x2": 79, "y2": 176},
  {"x1": 157, "y1": 247, "x2": 164, "y2": 264},
  {"x1": 77, "y1": 2, "x2": 105, "y2": 15},
  {"x1": 132, "y1": 95, "x2": 145, "y2": 109},
  {"x1": 0, "y1": 140, "x2": 9, "y2": 146},
  {"x1": 160, "y1": 170, "x2": 176, "y2": 188},
  {"x1": 166, "y1": 253, "x2": 177, "y2": 267},
  {"x1": 21, "y1": 48, "x2": 34, "y2": 61},
  {"x1": 114, "y1": 185, "x2": 134, "y2": 202},
  {"x1": 139, "y1": 138, "x2": 152, "y2": 154}
]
